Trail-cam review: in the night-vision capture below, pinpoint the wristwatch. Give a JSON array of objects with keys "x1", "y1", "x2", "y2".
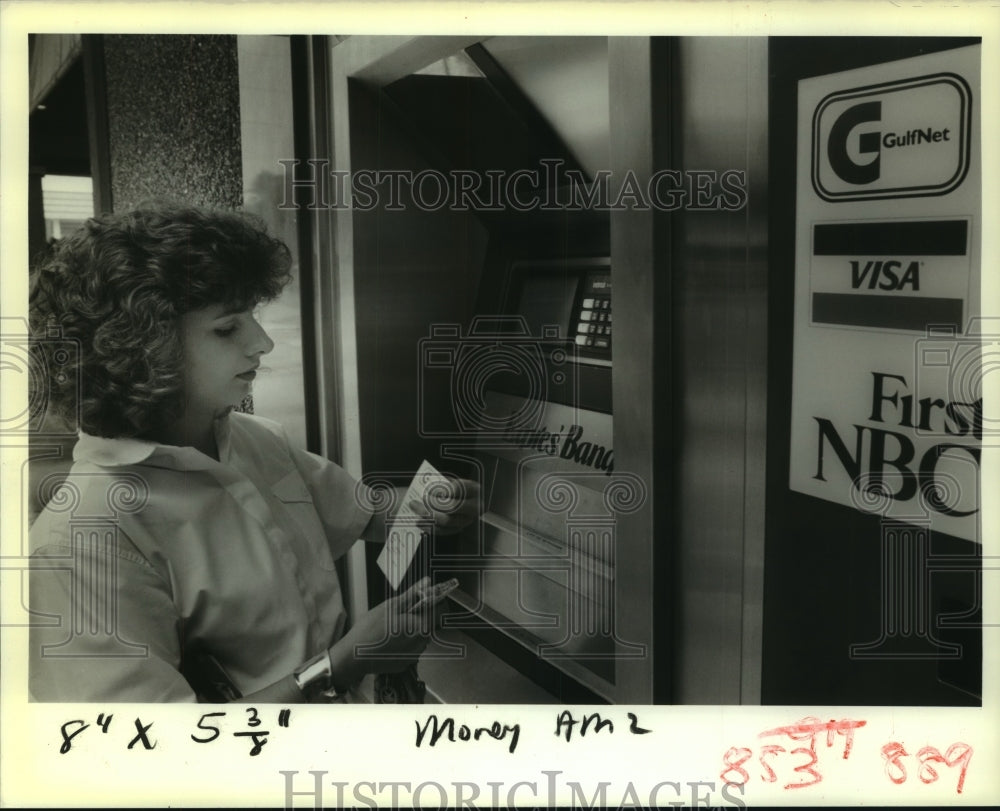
[{"x1": 293, "y1": 651, "x2": 335, "y2": 699}]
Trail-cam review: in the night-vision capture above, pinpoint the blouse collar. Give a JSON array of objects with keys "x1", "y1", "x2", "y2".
[{"x1": 74, "y1": 413, "x2": 234, "y2": 470}]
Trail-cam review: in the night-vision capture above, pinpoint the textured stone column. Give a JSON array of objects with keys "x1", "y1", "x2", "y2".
[{"x1": 101, "y1": 34, "x2": 243, "y2": 210}]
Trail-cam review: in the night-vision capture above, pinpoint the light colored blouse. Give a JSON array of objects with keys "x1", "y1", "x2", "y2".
[{"x1": 29, "y1": 411, "x2": 373, "y2": 701}]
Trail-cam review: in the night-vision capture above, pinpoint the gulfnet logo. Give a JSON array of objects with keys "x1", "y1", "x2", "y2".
[{"x1": 812, "y1": 73, "x2": 971, "y2": 201}]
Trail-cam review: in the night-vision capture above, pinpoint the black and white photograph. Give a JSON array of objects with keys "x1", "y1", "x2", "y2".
[{"x1": 2, "y1": 2, "x2": 997, "y2": 808}]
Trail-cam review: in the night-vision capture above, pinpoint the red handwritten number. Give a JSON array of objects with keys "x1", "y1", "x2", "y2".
[
  {"x1": 918, "y1": 750, "x2": 942, "y2": 784},
  {"x1": 758, "y1": 717, "x2": 866, "y2": 760},
  {"x1": 881, "y1": 742, "x2": 909, "y2": 785},
  {"x1": 721, "y1": 746, "x2": 753, "y2": 785},
  {"x1": 917, "y1": 743, "x2": 974, "y2": 794},
  {"x1": 785, "y1": 746, "x2": 822, "y2": 789},
  {"x1": 759, "y1": 744, "x2": 784, "y2": 783}
]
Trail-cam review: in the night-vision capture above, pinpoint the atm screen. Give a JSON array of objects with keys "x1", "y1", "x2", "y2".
[
  {"x1": 515, "y1": 273, "x2": 578, "y2": 338},
  {"x1": 494, "y1": 258, "x2": 613, "y2": 416}
]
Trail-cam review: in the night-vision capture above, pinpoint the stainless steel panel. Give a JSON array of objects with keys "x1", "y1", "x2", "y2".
[
  {"x1": 672, "y1": 38, "x2": 768, "y2": 703},
  {"x1": 607, "y1": 35, "x2": 659, "y2": 705}
]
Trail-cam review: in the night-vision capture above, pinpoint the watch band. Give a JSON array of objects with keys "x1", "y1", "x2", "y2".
[{"x1": 293, "y1": 651, "x2": 334, "y2": 698}]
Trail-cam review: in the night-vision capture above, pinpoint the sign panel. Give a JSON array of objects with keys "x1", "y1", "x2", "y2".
[
  {"x1": 812, "y1": 73, "x2": 972, "y2": 201},
  {"x1": 790, "y1": 45, "x2": 982, "y2": 543}
]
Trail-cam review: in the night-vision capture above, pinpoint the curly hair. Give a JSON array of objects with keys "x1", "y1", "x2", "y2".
[{"x1": 30, "y1": 205, "x2": 292, "y2": 439}]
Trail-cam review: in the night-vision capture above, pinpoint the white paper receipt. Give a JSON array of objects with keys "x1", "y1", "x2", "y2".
[{"x1": 376, "y1": 460, "x2": 449, "y2": 590}]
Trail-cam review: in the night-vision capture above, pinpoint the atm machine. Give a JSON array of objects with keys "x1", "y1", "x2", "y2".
[
  {"x1": 353, "y1": 57, "x2": 629, "y2": 700},
  {"x1": 312, "y1": 36, "x2": 664, "y2": 703},
  {"x1": 299, "y1": 34, "x2": 770, "y2": 705},
  {"x1": 418, "y1": 256, "x2": 627, "y2": 702}
]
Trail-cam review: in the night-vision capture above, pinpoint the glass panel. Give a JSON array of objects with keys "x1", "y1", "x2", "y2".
[{"x1": 237, "y1": 35, "x2": 308, "y2": 449}]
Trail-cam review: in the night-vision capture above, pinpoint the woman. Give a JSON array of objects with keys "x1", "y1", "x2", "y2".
[{"x1": 29, "y1": 205, "x2": 477, "y2": 702}]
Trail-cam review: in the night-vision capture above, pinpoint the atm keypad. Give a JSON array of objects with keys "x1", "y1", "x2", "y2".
[{"x1": 574, "y1": 295, "x2": 613, "y2": 350}]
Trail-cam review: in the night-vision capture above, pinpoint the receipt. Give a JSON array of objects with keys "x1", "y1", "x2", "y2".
[{"x1": 376, "y1": 460, "x2": 449, "y2": 590}]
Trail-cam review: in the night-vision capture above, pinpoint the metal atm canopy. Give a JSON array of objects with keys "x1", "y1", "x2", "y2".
[{"x1": 382, "y1": 36, "x2": 610, "y2": 187}]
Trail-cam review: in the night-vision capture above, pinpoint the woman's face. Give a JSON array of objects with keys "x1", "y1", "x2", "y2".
[{"x1": 179, "y1": 303, "x2": 275, "y2": 420}]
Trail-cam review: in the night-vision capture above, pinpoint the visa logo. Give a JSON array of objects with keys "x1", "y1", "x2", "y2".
[{"x1": 849, "y1": 259, "x2": 920, "y2": 291}]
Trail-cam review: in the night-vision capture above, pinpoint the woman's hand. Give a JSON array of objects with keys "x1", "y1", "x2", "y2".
[
  {"x1": 327, "y1": 578, "x2": 435, "y2": 686},
  {"x1": 361, "y1": 477, "x2": 481, "y2": 544},
  {"x1": 408, "y1": 477, "x2": 481, "y2": 536}
]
